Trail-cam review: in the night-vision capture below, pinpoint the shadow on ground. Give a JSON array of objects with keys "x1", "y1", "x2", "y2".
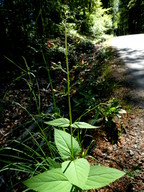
[{"x1": 108, "y1": 47, "x2": 144, "y2": 109}]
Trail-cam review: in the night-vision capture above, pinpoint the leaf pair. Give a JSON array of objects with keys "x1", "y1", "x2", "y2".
[
  {"x1": 45, "y1": 117, "x2": 99, "y2": 129},
  {"x1": 24, "y1": 161, "x2": 125, "y2": 192}
]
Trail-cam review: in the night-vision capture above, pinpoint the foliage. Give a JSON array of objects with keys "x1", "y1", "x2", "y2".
[
  {"x1": 24, "y1": 129, "x2": 125, "y2": 192},
  {"x1": 90, "y1": 0, "x2": 112, "y2": 36},
  {"x1": 99, "y1": 98, "x2": 126, "y2": 122},
  {"x1": 22, "y1": 22, "x2": 125, "y2": 192},
  {"x1": 118, "y1": 0, "x2": 144, "y2": 35},
  {"x1": 0, "y1": 0, "x2": 114, "y2": 59},
  {"x1": 101, "y1": 0, "x2": 144, "y2": 35}
]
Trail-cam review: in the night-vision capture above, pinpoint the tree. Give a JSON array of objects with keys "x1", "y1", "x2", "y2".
[
  {"x1": 101, "y1": 0, "x2": 120, "y2": 35},
  {"x1": 118, "y1": 0, "x2": 144, "y2": 35},
  {"x1": 128, "y1": 0, "x2": 144, "y2": 33}
]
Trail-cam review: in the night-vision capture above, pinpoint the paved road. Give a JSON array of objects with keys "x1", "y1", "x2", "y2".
[{"x1": 110, "y1": 34, "x2": 144, "y2": 89}]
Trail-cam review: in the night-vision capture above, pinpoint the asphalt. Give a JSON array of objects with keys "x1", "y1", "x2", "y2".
[{"x1": 110, "y1": 34, "x2": 144, "y2": 89}]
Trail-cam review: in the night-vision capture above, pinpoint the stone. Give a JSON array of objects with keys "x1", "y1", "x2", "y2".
[
  {"x1": 141, "y1": 153, "x2": 144, "y2": 157},
  {"x1": 129, "y1": 150, "x2": 135, "y2": 156},
  {"x1": 133, "y1": 144, "x2": 138, "y2": 149}
]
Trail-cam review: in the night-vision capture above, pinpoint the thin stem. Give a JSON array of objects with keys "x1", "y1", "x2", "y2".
[
  {"x1": 76, "y1": 102, "x2": 107, "y2": 122},
  {"x1": 23, "y1": 57, "x2": 41, "y2": 114},
  {"x1": 41, "y1": 50, "x2": 57, "y2": 112},
  {"x1": 65, "y1": 20, "x2": 73, "y2": 159}
]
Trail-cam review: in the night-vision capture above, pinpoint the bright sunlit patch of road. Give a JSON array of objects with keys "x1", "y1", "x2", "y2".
[
  {"x1": 111, "y1": 34, "x2": 144, "y2": 50},
  {"x1": 110, "y1": 34, "x2": 144, "y2": 89}
]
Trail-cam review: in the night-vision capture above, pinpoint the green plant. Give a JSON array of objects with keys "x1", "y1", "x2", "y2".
[
  {"x1": 24, "y1": 21, "x2": 125, "y2": 192},
  {"x1": 125, "y1": 165, "x2": 142, "y2": 178},
  {"x1": 41, "y1": 50, "x2": 57, "y2": 112},
  {"x1": 101, "y1": 98, "x2": 126, "y2": 122},
  {"x1": 4, "y1": 56, "x2": 42, "y2": 115},
  {"x1": 24, "y1": 128, "x2": 125, "y2": 192},
  {"x1": 93, "y1": 99, "x2": 126, "y2": 144}
]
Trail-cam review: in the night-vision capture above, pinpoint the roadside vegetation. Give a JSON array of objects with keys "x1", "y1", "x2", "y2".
[{"x1": 0, "y1": 0, "x2": 143, "y2": 191}]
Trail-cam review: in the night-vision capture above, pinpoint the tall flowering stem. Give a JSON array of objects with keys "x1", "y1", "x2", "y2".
[{"x1": 64, "y1": 20, "x2": 73, "y2": 159}]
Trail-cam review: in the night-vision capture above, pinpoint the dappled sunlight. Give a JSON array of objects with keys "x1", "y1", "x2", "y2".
[{"x1": 111, "y1": 34, "x2": 144, "y2": 89}]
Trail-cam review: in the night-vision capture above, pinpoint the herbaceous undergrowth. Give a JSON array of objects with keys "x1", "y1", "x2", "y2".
[{"x1": 24, "y1": 20, "x2": 125, "y2": 192}]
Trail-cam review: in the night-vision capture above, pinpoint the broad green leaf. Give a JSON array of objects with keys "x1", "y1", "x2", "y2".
[
  {"x1": 62, "y1": 158, "x2": 90, "y2": 189},
  {"x1": 24, "y1": 168, "x2": 72, "y2": 192},
  {"x1": 55, "y1": 129, "x2": 81, "y2": 160},
  {"x1": 72, "y1": 122, "x2": 99, "y2": 129},
  {"x1": 83, "y1": 165, "x2": 125, "y2": 190},
  {"x1": 45, "y1": 118, "x2": 70, "y2": 127}
]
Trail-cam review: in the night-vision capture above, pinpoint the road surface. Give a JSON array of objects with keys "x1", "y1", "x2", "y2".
[{"x1": 110, "y1": 34, "x2": 144, "y2": 89}]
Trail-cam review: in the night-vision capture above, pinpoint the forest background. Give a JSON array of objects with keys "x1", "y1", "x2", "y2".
[{"x1": 0, "y1": 0, "x2": 144, "y2": 60}]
